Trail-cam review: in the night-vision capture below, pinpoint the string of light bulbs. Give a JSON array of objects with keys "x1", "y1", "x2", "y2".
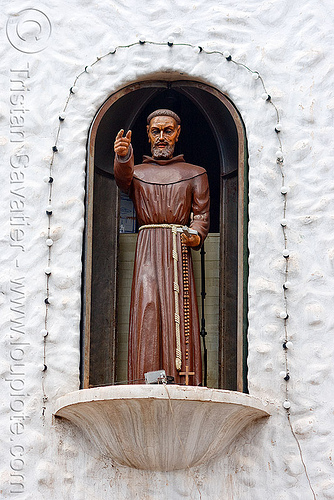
[{"x1": 40, "y1": 37, "x2": 316, "y2": 498}]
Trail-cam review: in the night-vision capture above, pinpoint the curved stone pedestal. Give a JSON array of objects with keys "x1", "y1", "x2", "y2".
[{"x1": 54, "y1": 385, "x2": 270, "y2": 471}]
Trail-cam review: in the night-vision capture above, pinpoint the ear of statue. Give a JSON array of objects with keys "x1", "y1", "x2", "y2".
[
  {"x1": 146, "y1": 124, "x2": 150, "y2": 142},
  {"x1": 176, "y1": 125, "x2": 181, "y2": 142}
]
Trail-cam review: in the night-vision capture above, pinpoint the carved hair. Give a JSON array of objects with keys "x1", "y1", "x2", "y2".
[{"x1": 147, "y1": 109, "x2": 181, "y2": 125}]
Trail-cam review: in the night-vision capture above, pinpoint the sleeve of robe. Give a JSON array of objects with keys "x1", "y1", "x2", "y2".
[
  {"x1": 114, "y1": 145, "x2": 134, "y2": 193},
  {"x1": 189, "y1": 172, "x2": 210, "y2": 249}
]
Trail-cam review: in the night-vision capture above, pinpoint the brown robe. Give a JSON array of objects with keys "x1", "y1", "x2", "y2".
[{"x1": 114, "y1": 150, "x2": 210, "y2": 385}]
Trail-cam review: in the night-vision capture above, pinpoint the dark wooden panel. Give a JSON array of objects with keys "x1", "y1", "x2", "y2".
[
  {"x1": 220, "y1": 174, "x2": 238, "y2": 390},
  {"x1": 89, "y1": 172, "x2": 119, "y2": 386}
]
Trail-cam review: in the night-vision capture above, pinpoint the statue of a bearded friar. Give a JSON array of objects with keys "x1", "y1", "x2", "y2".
[{"x1": 114, "y1": 109, "x2": 210, "y2": 385}]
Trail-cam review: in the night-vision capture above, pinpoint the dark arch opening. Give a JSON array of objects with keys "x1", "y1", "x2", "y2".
[{"x1": 83, "y1": 81, "x2": 247, "y2": 392}]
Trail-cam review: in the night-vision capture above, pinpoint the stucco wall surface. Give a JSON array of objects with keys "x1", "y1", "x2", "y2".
[{"x1": 0, "y1": 0, "x2": 333, "y2": 498}]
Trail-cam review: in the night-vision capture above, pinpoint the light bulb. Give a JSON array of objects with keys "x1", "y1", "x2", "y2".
[{"x1": 276, "y1": 150, "x2": 284, "y2": 161}]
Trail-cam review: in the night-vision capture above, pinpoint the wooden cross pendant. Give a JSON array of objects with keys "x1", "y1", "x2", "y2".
[{"x1": 179, "y1": 365, "x2": 195, "y2": 386}]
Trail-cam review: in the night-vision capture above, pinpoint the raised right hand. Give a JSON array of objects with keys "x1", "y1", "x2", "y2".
[{"x1": 114, "y1": 129, "x2": 132, "y2": 157}]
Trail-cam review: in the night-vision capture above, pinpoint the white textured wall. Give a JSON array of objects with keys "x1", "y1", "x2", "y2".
[{"x1": 0, "y1": 0, "x2": 333, "y2": 498}]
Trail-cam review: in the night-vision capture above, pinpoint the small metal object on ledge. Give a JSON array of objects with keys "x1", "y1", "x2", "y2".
[
  {"x1": 145, "y1": 370, "x2": 166, "y2": 384},
  {"x1": 145, "y1": 370, "x2": 174, "y2": 384}
]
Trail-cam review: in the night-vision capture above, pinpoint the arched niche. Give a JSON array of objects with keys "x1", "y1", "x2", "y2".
[{"x1": 81, "y1": 80, "x2": 248, "y2": 392}]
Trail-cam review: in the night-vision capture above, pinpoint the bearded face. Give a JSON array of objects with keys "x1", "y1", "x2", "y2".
[
  {"x1": 151, "y1": 142, "x2": 175, "y2": 159},
  {"x1": 147, "y1": 116, "x2": 181, "y2": 160}
]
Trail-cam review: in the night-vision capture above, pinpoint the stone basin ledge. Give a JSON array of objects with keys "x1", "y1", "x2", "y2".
[{"x1": 54, "y1": 385, "x2": 271, "y2": 471}]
